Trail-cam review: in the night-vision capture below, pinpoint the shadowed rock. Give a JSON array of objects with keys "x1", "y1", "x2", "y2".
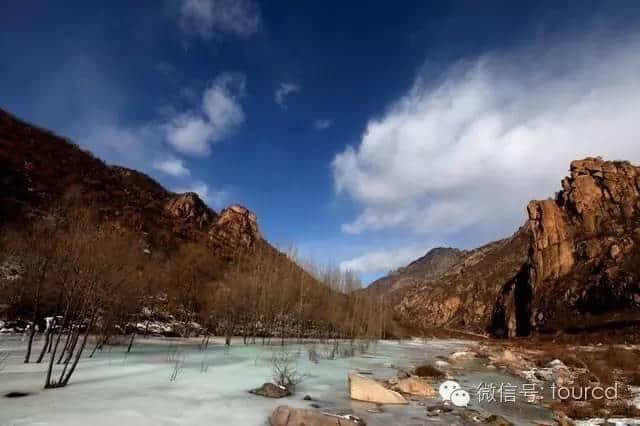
[{"x1": 250, "y1": 383, "x2": 291, "y2": 398}]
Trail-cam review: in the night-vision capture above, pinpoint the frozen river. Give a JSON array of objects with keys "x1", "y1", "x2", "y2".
[{"x1": 0, "y1": 336, "x2": 553, "y2": 426}]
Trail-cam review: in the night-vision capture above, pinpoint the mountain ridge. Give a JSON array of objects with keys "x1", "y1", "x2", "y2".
[{"x1": 373, "y1": 157, "x2": 640, "y2": 337}]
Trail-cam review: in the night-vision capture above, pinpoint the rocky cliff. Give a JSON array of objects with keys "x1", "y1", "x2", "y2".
[
  {"x1": 525, "y1": 158, "x2": 640, "y2": 334},
  {"x1": 390, "y1": 158, "x2": 640, "y2": 337}
]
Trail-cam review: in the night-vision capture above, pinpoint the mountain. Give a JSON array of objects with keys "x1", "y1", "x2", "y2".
[
  {"x1": 0, "y1": 108, "x2": 395, "y2": 340},
  {"x1": 367, "y1": 247, "x2": 464, "y2": 294},
  {"x1": 0, "y1": 108, "x2": 262, "y2": 258},
  {"x1": 378, "y1": 158, "x2": 640, "y2": 337}
]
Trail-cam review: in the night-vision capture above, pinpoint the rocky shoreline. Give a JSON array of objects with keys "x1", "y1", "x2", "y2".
[{"x1": 257, "y1": 340, "x2": 640, "y2": 425}]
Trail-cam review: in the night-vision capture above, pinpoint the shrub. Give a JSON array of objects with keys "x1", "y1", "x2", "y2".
[{"x1": 414, "y1": 364, "x2": 445, "y2": 379}]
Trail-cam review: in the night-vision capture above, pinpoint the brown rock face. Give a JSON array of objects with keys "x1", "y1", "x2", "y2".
[
  {"x1": 392, "y1": 230, "x2": 530, "y2": 335},
  {"x1": 165, "y1": 192, "x2": 214, "y2": 227},
  {"x1": 209, "y1": 204, "x2": 260, "y2": 250},
  {"x1": 526, "y1": 158, "x2": 640, "y2": 333},
  {"x1": 390, "y1": 157, "x2": 640, "y2": 337}
]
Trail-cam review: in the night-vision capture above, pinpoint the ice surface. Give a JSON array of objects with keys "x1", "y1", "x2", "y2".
[{"x1": 0, "y1": 336, "x2": 552, "y2": 426}]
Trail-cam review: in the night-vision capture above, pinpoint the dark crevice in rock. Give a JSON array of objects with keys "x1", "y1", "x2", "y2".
[
  {"x1": 487, "y1": 281, "x2": 512, "y2": 338},
  {"x1": 513, "y1": 263, "x2": 533, "y2": 337}
]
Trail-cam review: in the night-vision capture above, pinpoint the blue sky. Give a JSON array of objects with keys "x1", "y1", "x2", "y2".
[{"x1": 2, "y1": 1, "x2": 640, "y2": 283}]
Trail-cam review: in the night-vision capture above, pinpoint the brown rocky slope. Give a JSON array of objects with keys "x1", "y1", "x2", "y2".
[
  {"x1": 385, "y1": 158, "x2": 640, "y2": 338},
  {"x1": 366, "y1": 247, "x2": 464, "y2": 294},
  {"x1": 0, "y1": 108, "x2": 264, "y2": 259}
]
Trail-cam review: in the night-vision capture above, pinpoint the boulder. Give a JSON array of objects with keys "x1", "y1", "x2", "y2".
[
  {"x1": 250, "y1": 383, "x2": 291, "y2": 398},
  {"x1": 348, "y1": 373, "x2": 408, "y2": 405},
  {"x1": 393, "y1": 377, "x2": 437, "y2": 397},
  {"x1": 269, "y1": 406, "x2": 366, "y2": 426}
]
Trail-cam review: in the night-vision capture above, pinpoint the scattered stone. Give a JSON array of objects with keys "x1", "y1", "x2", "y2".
[
  {"x1": 348, "y1": 373, "x2": 408, "y2": 405},
  {"x1": 426, "y1": 404, "x2": 453, "y2": 416},
  {"x1": 383, "y1": 362, "x2": 394, "y2": 368},
  {"x1": 449, "y1": 351, "x2": 477, "y2": 362},
  {"x1": 269, "y1": 405, "x2": 366, "y2": 426},
  {"x1": 366, "y1": 408, "x2": 383, "y2": 414},
  {"x1": 548, "y1": 359, "x2": 566, "y2": 368},
  {"x1": 461, "y1": 408, "x2": 484, "y2": 423},
  {"x1": 484, "y1": 414, "x2": 514, "y2": 425},
  {"x1": 435, "y1": 360, "x2": 450, "y2": 368},
  {"x1": 250, "y1": 383, "x2": 291, "y2": 398},
  {"x1": 630, "y1": 386, "x2": 640, "y2": 410},
  {"x1": 393, "y1": 377, "x2": 437, "y2": 397},
  {"x1": 460, "y1": 409, "x2": 514, "y2": 425},
  {"x1": 534, "y1": 368, "x2": 554, "y2": 382},
  {"x1": 303, "y1": 395, "x2": 313, "y2": 401}
]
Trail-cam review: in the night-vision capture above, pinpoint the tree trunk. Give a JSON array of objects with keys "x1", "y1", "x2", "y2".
[
  {"x1": 36, "y1": 319, "x2": 55, "y2": 363},
  {"x1": 58, "y1": 324, "x2": 80, "y2": 383},
  {"x1": 89, "y1": 334, "x2": 103, "y2": 358},
  {"x1": 25, "y1": 259, "x2": 48, "y2": 363},
  {"x1": 126, "y1": 333, "x2": 136, "y2": 353},
  {"x1": 24, "y1": 323, "x2": 37, "y2": 363},
  {"x1": 57, "y1": 327, "x2": 73, "y2": 364},
  {"x1": 61, "y1": 313, "x2": 96, "y2": 386}
]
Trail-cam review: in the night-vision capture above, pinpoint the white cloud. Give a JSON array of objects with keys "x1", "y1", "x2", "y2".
[
  {"x1": 153, "y1": 157, "x2": 191, "y2": 177},
  {"x1": 84, "y1": 124, "x2": 162, "y2": 171},
  {"x1": 174, "y1": 181, "x2": 227, "y2": 208},
  {"x1": 313, "y1": 119, "x2": 333, "y2": 131},
  {"x1": 274, "y1": 82, "x2": 299, "y2": 110},
  {"x1": 178, "y1": 0, "x2": 261, "y2": 40},
  {"x1": 166, "y1": 114, "x2": 215, "y2": 154},
  {"x1": 339, "y1": 246, "x2": 430, "y2": 274},
  {"x1": 166, "y1": 72, "x2": 245, "y2": 155},
  {"x1": 333, "y1": 34, "x2": 640, "y2": 237},
  {"x1": 202, "y1": 73, "x2": 245, "y2": 132}
]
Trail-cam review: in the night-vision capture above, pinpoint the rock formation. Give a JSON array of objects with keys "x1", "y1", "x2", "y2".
[
  {"x1": 270, "y1": 406, "x2": 366, "y2": 426},
  {"x1": 209, "y1": 204, "x2": 260, "y2": 250},
  {"x1": 386, "y1": 157, "x2": 640, "y2": 337},
  {"x1": 165, "y1": 192, "x2": 214, "y2": 227},
  {"x1": 250, "y1": 382, "x2": 291, "y2": 398},
  {"x1": 348, "y1": 373, "x2": 408, "y2": 404},
  {"x1": 393, "y1": 376, "x2": 437, "y2": 396},
  {"x1": 525, "y1": 158, "x2": 640, "y2": 333}
]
